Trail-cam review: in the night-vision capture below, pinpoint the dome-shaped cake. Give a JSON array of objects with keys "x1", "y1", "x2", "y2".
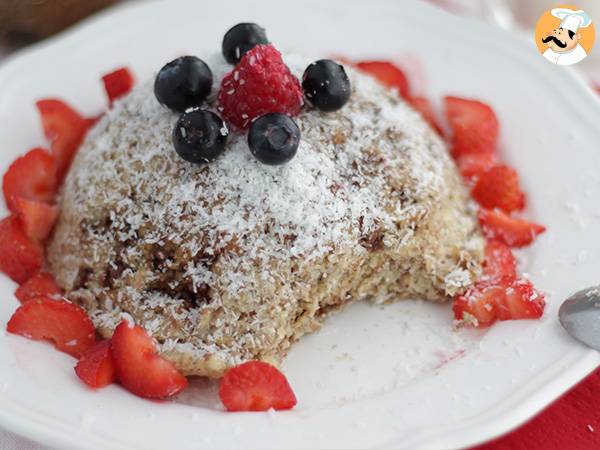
[{"x1": 47, "y1": 53, "x2": 483, "y2": 377}]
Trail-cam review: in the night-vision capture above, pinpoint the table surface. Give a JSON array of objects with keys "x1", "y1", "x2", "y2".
[{"x1": 0, "y1": 1, "x2": 598, "y2": 448}]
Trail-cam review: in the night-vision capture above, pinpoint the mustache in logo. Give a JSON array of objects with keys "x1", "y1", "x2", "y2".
[{"x1": 542, "y1": 35, "x2": 567, "y2": 48}]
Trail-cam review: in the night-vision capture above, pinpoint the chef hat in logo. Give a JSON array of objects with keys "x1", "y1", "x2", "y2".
[{"x1": 551, "y1": 8, "x2": 592, "y2": 33}]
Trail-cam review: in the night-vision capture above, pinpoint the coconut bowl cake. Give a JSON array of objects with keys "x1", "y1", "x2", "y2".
[{"x1": 46, "y1": 49, "x2": 484, "y2": 378}]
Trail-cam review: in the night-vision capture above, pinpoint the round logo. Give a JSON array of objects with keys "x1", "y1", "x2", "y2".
[{"x1": 535, "y1": 4, "x2": 595, "y2": 65}]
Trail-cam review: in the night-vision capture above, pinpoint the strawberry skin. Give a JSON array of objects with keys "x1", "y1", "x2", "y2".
[
  {"x1": 15, "y1": 272, "x2": 62, "y2": 303},
  {"x1": 75, "y1": 340, "x2": 117, "y2": 388},
  {"x1": 409, "y1": 97, "x2": 443, "y2": 135},
  {"x1": 453, "y1": 282, "x2": 504, "y2": 327},
  {"x1": 478, "y1": 209, "x2": 546, "y2": 248},
  {"x1": 111, "y1": 321, "x2": 188, "y2": 399},
  {"x1": 0, "y1": 216, "x2": 43, "y2": 283},
  {"x1": 36, "y1": 99, "x2": 90, "y2": 182},
  {"x1": 13, "y1": 197, "x2": 58, "y2": 243},
  {"x1": 483, "y1": 240, "x2": 516, "y2": 280},
  {"x1": 2, "y1": 147, "x2": 57, "y2": 212},
  {"x1": 444, "y1": 96, "x2": 498, "y2": 158},
  {"x1": 356, "y1": 61, "x2": 411, "y2": 99},
  {"x1": 472, "y1": 165, "x2": 525, "y2": 213},
  {"x1": 102, "y1": 67, "x2": 135, "y2": 107},
  {"x1": 219, "y1": 360, "x2": 297, "y2": 412},
  {"x1": 7, "y1": 297, "x2": 96, "y2": 358}
]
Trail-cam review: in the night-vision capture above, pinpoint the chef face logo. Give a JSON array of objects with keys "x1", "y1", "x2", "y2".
[{"x1": 535, "y1": 5, "x2": 595, "y2": 65}]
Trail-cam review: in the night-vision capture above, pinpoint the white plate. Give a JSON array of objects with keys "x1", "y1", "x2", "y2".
[{"x1": 0, "y1": 1, "x2": 599, "y2": 449}]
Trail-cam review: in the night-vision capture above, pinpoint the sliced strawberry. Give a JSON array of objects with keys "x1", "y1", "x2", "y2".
[
  {"x1": 219, "y1": 360, "x2": 297, "y2": 412},
  {"x1": 13, "y1": 197, "x2": 58, "y2": 243},
  {"x1": 111, "y1": 321, "x2": 187, "y2": 399},
  {"x1": 101, "y1": 67, "x2": 135, "y2": 107},
  {"x1": 6, "y1": 297, "x2": 96, "y2": 358},
  {"x1": 444, "y1": 96, "x2": 498, "y2": 158},
  {"x1": 2, "y1": 148, "x2": 57, "y2": 212},
  {"x1": 409, "y1": 97, "x2": 443, "y2": 135},
  {"x1": 85, "y1": 114, "x2": 102, "y2": 128},
  {"x1": 455, "y1": 152, "x2": 497, "y2": 180},
  {"x1": 453, "y1": 281, "x2": 504, "y2": 327},
  {"x1": 471, "y1": 164, "x2": 525, "y2": 213},
  {"x1": 356, "y1": 61, "x2": 411, "y2": 99},
  {"x1": 478, "y1": 209, "x2": 546, "y2": 248},
  {"x1": 453, "y1": 276, "x2": 545, "y2": 327},
  {"x1": 75, "y1": 340, "x2": 117, "y2": 388},
  {"x1": 483, "y1": 240, "x2": 516, "y2": 280},
  {"x1": 36, "y1": 99, "x2": 89, "y2": 182},
  {"x1": 15, "y1": 272, "x2": 62, "y2": 303},
  {"x1": 496, "y1": 277, "x2": 545, "y2": 320},
  {"x1": 0, "y1": 216, "x2": 43, "y2": 283}
]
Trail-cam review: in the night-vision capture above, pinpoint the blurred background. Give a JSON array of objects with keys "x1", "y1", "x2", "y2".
[{"x1": 1, "y1": 0, "x2": 599, "y2": 87}]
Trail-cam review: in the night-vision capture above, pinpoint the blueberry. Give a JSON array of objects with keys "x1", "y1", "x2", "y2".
[
  {"x1": 248, "y1": 113, "x2": 300, "y2": 165},
  {"x1": 154, "y1": 56, "x2": 213, "y2": 113},
  {"x1": 222, "y1": 23, "x2": 268, "y2": 65},
  {"x1": 172, "y1": 110, "x2": 228, "y2": 163},
  {"x1": 302, "y1": 59, "x2": 351, "y2": 112}
]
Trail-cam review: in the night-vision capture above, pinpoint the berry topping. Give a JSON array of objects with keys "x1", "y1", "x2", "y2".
[
  {"x1": 222, "y1": 23, "x2": 269, "y2": 65},
  {"x1": 302, "y1": 59, "x2": 351, "y2": 112},
  {"x1": 102, "y1": 67, "x2": 135, "y2": 107},
  {"x1": 356, "y1": 61, "x2": 411, "y2": 99},
  {"x1": 154, "y1": 56, "x2": 213, "y2": 113},
  {"x1": 7, "y1": 297, "x2": 97, "y2": 358},
  {"x1": 111, "y1": 321, "x2": 188, "y2": 399},
  {"x1": 444, "y1": 96, "x2": 498, "y2": 158},
  {"x1": 453, "y1": 277, "x2": 545, "y2": 328},
  {"x1": 478, "y1": 209, "x2": 546, "y2": 248},
  {"x1": 2, "y1": 147, "x2": 57, "y2": 212},
  {"x1": 248, "y1": 113, "x2": 300, "y2": 165},
  {"x1": 75, "y1": 340, "x2": 117, "y2": 389},
  {"x1": 13, "y1": 197, "x2": 59, "y2": 243},
  {"x1": 218, "y1": 44, "x2": 303, "y2": 129},
  {"x1": 408, "y1": 97, "x2": 443, "y2": 135},
  {"x1": 219, "y1": 361, "x2": 297, "y2": 412},
  {"x1": 0, "y1": 216, "x2": 43, "y2": 284},
  {"x1": 36, "y1": 99, "x2": 90, "y2": 182},
  {"x1": 471, "y1": 164, "x2": 525, "y2": 213},
  {"x1": 15, "y1": 272, "x2": 62, "y2": 304},
  {"x1": 172, "y1": 109, "x2": 228, "y2": 164}
]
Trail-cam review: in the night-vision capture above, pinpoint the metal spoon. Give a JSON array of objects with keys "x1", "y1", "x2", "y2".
[{"x1": 559, "y1": 286, "x2": 600, "y2": 351}]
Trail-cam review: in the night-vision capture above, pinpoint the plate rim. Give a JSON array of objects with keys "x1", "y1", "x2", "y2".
[{"x1": 0, "y1": 1, "x2": 599, "y2": 449}]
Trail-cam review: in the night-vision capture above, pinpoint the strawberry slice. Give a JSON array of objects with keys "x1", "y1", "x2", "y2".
[
  {"x1": 7, "y1": 297, "x2": 96, "y2": 358},
  {"x1": 455, "y1": 152, "x2": 497, "y2": 180},
  {"x1": 15, "y1": 272, "x2": 62, "y2": 303},
  {"x1": 453, "y1": 281, "x2": 503, "y2": 327},
  {"x1": 409, "y1": 97, "x2": 443, "y2": 135},
  {"x1": 471, "y1": 164, "x2": 525, "y2": 213},
  {"x1": 2, "y1": 148, "x2": 57, "y2": 212},
  {"x1": 36, "y1": 99, "x2": 90, "y2": 182},
  {"x1": 496, "y1": 277, "x2": 545, "y2": 320},
  {"x1": 219, "y1": 360, "x2": 297, "y2": 412},
  {"x1": 478, "y1": 209, "x2": 546, "y2": 248},
  {"x1": 444, "y1": 96, "x2": 499, "y2": 158},
  {"x1": 111, "y1": 321, "x2": 188, "y2": 399},
  {"x1": 356, "y1": 61, "x2": 411, "y2": 99},
  {"x1": 102, "y1": 67, "x2": 135, "y2": 107},
  {"x1": 75, "y1": 340, "x2": 117, "y2": 388},
  {"x1": 483, "y1": 240, "x2": 516, "y2": 280},
  {"x1": 453, "y1": 276, "x2": 545, "y2": 327},
  {"x1": 0, "y1": 216, "x2": 43, "y2": 283},
  {"x1": 13, "y1": 197, "x2": 58, "y2": 243}
]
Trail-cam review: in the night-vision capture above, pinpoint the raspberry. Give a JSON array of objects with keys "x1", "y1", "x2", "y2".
[{"x1": 218, "y1": 44, "x2": 303, "y2": 129}]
